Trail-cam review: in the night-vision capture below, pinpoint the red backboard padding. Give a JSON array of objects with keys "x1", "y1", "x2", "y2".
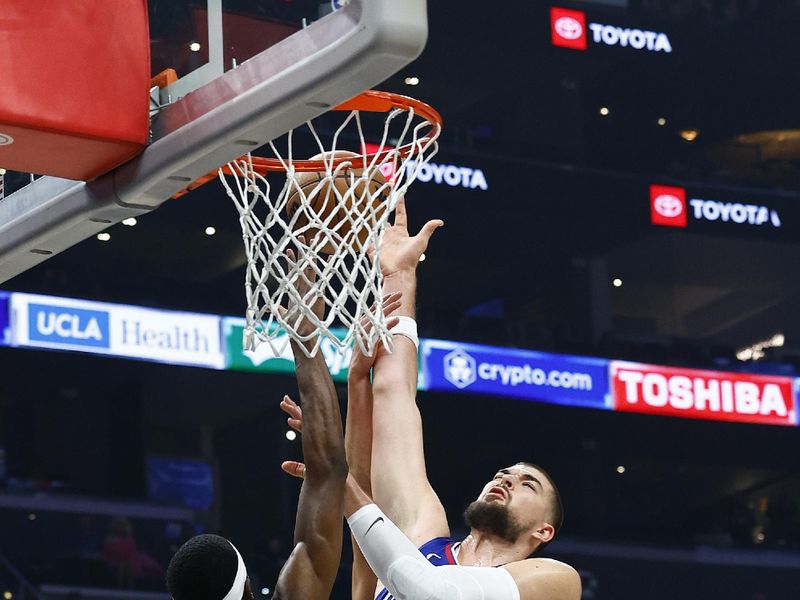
[{"x1": 0, "y1": 1, "x2": 150, "y2": 181}]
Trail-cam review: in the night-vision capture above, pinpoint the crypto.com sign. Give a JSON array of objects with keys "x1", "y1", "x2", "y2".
[{"x1": 551, "y1": 7, "x2": 673, "y2": 53}]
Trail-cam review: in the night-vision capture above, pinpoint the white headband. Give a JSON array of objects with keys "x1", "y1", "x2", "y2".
[{"x1": 221, "y1": 542, "x2": 247, "y2": 600}]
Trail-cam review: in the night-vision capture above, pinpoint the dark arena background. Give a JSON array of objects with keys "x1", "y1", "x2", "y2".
[{"x1": 2, "y1": 1, "x2": 800, "y2": 599}]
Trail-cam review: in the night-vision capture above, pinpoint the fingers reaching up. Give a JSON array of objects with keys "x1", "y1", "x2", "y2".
[
  {"x1": 280, "y1": 395, "x2": 303, "y2": 432},
  {"x1": 393, "y1": 196, "x2": 409, "y2": 230},
  {"x1": 378, "y1": 197, "x2": 444, "y2": 275}
]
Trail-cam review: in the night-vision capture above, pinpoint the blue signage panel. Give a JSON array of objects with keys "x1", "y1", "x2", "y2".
[
  {"x1": 421, "y1": 339, "x2": 611, "y2": 409},
  {"x1": 27, "y1": 302, "x2": 110, "y2": 349},
  {"x1": 0, "y1": 292, "x2": 9, "y2": 346},
  {"x1": 147, "y1": 456, "x2": 214, "y2": 511}
]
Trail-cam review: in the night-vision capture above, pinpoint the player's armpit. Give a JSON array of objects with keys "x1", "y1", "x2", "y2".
[{"x1": 502, "y1": 558, "x2": 582, "y2": 600}]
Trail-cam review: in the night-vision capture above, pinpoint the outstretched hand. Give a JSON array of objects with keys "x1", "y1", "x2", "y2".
[
  {"x1": 279, "y1": 236, "x2": 325, "y2": 338},
  {"x1": 369, "y1": 197, "x2": 443, "y2": 276},
  {"x1": 349, "y1": 291, "x2": 403, "y2": 377}
]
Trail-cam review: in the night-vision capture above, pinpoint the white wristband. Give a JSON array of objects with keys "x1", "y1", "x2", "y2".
[{"x1": 390, "y1": 316, "x2": 419, "y2": 350}]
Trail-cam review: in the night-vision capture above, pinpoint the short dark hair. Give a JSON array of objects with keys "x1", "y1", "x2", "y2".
[
  {"x1": 517, "y1": 462, "x2": 564, "y2": 553},
  {"x1": 166, "y1": 534, "x2": 239, "y2": 600}
]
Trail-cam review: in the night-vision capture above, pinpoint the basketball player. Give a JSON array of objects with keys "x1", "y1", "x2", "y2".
[
  {"x1": 167, "y1": 248, "x2": 404, "y2": 600},
  {"x1": 282, "y1": 199, "x2": 581, "y2": 600}
]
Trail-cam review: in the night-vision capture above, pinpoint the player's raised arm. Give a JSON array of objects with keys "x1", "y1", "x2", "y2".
[
  {"x1": 272, "y1": 248, "x2": 348, "y2": 600},
  {"x1": 281, "y1": 293, "x2": 405, "y2": 600},
  {"x1": 346, "y1": 293, "x2": 403, "y2": 600},
  {"x1": 369, "y1": 198, "x2": 449, "y2": 544}
]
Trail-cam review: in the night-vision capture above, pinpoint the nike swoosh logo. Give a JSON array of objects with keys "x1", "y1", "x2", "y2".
[
  {"x1": 365, "y1": 517, "x2": 384, "y2": 536},
  {"x1": 426, "y1": 552, "x2": 441, "y2": 560}
]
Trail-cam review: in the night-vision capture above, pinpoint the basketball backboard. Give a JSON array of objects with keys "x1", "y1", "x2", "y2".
[{"x1": 0, "y1": 0, "x2": 429, "y2": 282}]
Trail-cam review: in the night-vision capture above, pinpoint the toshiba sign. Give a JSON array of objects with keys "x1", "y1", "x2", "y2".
[
  {"x1": 611, "y1": 362, "x2": 796, "y2": 427},
  {"x1": 551, "y1": 7, "x2": 672, "y2": 53}
]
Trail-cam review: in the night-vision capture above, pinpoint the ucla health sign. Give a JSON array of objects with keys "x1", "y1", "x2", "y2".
[
  {"x1": 421, "y1": 339, "x2": 610, "y2": 409},
  {"x1": 10, "y1": 293, "x2": 224, "y2": 369}
]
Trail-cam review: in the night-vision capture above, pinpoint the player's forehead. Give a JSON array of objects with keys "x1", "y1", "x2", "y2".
[
  {"x1": 494, "y1": 463, "x2": 550, "y2": 486},
  {"x1": 507, "y1": 463, "x2": 540, "y2": 476}
]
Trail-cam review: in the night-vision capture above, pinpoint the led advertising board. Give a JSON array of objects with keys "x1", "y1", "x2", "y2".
[
  {"x1": 611, "y1": 361, "x2": 797, "y2": 427},
  {"x1": 422, "y1": 339, "x2": 611, "y2": 409}
]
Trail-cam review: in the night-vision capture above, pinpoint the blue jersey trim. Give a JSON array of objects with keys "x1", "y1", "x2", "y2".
[{"x1": 375, "y1": 537, "x2": 456, "y2": 600}]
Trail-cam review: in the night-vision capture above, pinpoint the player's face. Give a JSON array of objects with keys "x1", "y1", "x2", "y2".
[{"x1": 476, "y1": 464, "x2": 551, "y2": 530}]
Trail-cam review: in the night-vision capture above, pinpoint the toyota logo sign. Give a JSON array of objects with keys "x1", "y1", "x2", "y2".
[
  {"x1": 650, "y1": 184, "x2": 687, "y2": 227},
  {"x1": 554, "y1": 16, "x2": 583, "y2": 40},
  {"x1": 551, "y1": 7, "x2": 587, "y2": 50},
  {"x1": 654, "y1": 194, "x2": 683, "y2": 218}
]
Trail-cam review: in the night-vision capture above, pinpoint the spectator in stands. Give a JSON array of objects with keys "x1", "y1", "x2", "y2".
[{"x1": 103, "y1": 516, "x2": 164, "y2": 587}]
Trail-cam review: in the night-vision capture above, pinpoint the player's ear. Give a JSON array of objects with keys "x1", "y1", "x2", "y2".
[{"x1": 532, "y1": 522, "x2": 555, "y2": 544}]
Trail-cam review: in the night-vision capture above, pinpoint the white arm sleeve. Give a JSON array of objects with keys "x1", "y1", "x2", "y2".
[{"x1": 347, "y1": 504, "x2": 520, "y2": 600}]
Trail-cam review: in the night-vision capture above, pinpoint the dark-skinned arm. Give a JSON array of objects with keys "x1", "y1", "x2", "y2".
[
  {"x1": 273, "y1": 251, "x2": 348, "y2": 600},
  {"x1": 280, "y1": 293, "x2": 403, "y2": 600}
]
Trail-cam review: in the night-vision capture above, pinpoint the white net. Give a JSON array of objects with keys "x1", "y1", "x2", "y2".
[{"x1": 219, "y1": 96, "x2": 440, "y2": 357}]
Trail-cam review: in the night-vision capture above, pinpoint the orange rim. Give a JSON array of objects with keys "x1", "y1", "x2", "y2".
[{"x1": 172, "y1": 90, "x2": 442, "y2": 198}]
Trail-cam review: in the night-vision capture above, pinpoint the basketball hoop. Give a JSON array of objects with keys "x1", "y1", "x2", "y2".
[{"x1": 178, "y1": 90, "x2": 442, "y2": 357}]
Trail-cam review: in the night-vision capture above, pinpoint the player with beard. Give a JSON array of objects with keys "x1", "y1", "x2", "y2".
[{"x1": 281, "y1": 200, "x2": 581, "y2": 600}]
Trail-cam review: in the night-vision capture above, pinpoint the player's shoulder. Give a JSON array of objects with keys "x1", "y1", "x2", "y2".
[
  {"x1": 502, "y1": 557, "x2": 581, "y2": 599},
  {"x1": 507, "y1": 556, "x2": 578, "y2": 575}
]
